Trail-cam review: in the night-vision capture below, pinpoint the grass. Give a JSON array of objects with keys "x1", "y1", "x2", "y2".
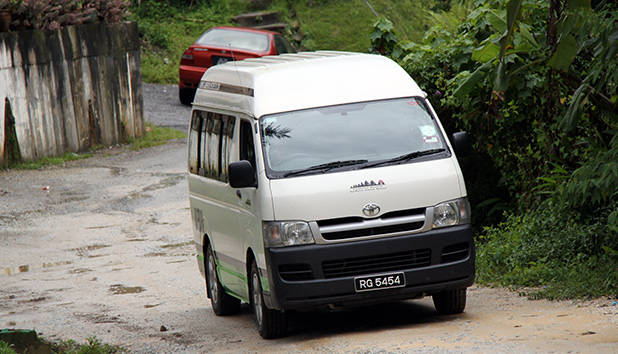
[
  {"x1": 0, "y1": 336, "x2": 123, "y2": 354},
  {"x1": 128, "y1": 122, "x2": 186, "y2": 150},
  {"x1": 6, "y1": 123, "x2": 186, "y2": 170},
  {"x1": 132, "y1": 0, "x2": 446, "y2": 84},
  {"x1": 132, "y1": 0, "x2": 247, "y2": 83},
  {"x1": 291, "y1": 0, "x2": 430, "y2": 52},
  {"x1": 8, "y1": 152, "x2": 94, "y2": 170},
  {"x1": 54, "y1": 336, "x2": 124, "y2": 353},
  {"x1": 0, "y1": 341, "x2": 16, "y2": 354}
]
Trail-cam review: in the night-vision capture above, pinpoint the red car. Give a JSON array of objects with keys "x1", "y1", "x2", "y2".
[{"x1": 179, "y1": 26, "x2": 296, "y2": 105}]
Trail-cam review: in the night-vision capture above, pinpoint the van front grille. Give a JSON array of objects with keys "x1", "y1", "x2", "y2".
[
  {"x1": 322, "y1": 249, "x2": 431, "y2": 279},
  {"x1": 321, "y1": 222, "x2": 424, "y2": 240},
  {"x1": 317, "y1": 208, "x2": 426, "y2": 241}
]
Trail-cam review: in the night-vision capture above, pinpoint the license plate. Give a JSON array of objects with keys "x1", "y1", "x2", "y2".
[
  {"x1": 354, "y1": 272, "x2": 405, "y2": 292},
  {"x1": 213, "y1": 56, "x2": 230, "y2": 65}
]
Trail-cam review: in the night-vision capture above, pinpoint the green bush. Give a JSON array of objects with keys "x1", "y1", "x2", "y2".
[
  {"x1": 477, "y1": 201, "x2": 618, "y2": 299},
  {"x1": 369, "y1": 0, "x2": 617, "y2": 299}
]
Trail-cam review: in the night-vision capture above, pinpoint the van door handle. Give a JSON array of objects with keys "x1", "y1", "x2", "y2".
[{"x1": 236, "y1": 190, "x2": 242, "y2": 199}]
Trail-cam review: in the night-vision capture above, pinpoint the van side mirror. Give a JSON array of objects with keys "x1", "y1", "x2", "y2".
[
  {"x1": 229, "y1": 160, "x2": 257, "y2": 188},
  {"x1": 451, "y1": 131, "x2": 470, "y2": 157}
]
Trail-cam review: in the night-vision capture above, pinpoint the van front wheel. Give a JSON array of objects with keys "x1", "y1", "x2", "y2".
[
  {"x1": 432, "y1": 288, "x2": 467, "y2": 315},
  {"x1": 206, "y1": 245, "x2": 240, "y2": 316},
  {"x1": 250, "y1": 261, "x2": 287, "y2": 339}
]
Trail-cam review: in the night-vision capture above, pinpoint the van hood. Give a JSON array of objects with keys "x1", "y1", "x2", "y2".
[{"x1": 268, "y1": 158, "x2": 463, "y2": 221}]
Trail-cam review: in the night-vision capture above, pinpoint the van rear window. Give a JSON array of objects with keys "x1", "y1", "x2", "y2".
[{"x1": 196, "y1": 28, "x2": 270, "y2": 52}]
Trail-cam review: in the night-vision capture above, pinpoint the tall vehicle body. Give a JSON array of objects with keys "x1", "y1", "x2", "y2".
[{"x1": 187, "y1": 51, "x2": 475, "y2": 338}]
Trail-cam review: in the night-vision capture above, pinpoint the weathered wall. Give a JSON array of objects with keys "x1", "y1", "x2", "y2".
[{"x1": 0, "y1": 22, "x2": 144, "y2": 165}]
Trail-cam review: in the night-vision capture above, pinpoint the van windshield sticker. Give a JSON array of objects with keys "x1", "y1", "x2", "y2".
[
  {"x1": 420, "y1": 125, "x2": 439, "y2": 144},
  {"x1": 419, "y1": 125, "x2": 436, "y2": 136}
]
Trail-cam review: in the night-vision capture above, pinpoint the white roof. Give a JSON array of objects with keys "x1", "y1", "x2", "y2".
[{"x1": 194, "y1": 51, "x2": 425, "y2": 118}]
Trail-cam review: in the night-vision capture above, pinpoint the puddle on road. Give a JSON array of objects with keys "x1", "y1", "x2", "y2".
[
  {"x1": 144, "y1": 252, "x2": 167, "y2": 257},
  {"x1": 109, "y1": 284, "x2": 145, "y2": 295},
  {"x1": 3, "y1": 261, "x2": 73, "y2": 276},
  {"x1": 17, "y1": 296, "x2": 47, "y2": 304},
  {"x1": 161, "y1": 241, "x2": 193, "y2": 249},
  {"x1": 69, "y1": 268, "x2": 92, "y2": 274},
  {"x1": 71, "y1": 244, "x2": 110, "y2": 257},
  {"x1": 166, "y1": 260, "x2": 188, "y2": 264},
  {"x1": 142, "y1": 175, "x2": 185, "y2": 193},
  {"x1": 86, "y1": 225, "x2": 116, "y2": 230}
]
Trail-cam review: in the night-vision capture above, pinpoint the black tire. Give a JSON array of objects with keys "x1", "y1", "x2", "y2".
[
  {"x1": 249, "y1": 260, "x2": 287, "y2": 339},
  {"x1": 205, "y1": 245, "x2": 240, "y2": 316},
  {"x1": 179, "y1": 87, "x2": 195, "y2": 106},
  {"x1": 432, "y1": 288, "x2": 467, "y2": 315}
]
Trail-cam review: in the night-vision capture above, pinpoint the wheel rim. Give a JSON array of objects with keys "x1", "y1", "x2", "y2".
[
  {"x1": 252, "y1": 271, "x2": 263, "y2": 326},
  {"x1": 207, "y1": 252, "x2": 218, "y2": 305}
]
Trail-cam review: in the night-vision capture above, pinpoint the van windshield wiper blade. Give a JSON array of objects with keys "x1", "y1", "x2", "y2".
[
  {"x1": 361, "y1": 148, "x2": 446, "y2": 169},
  {"x1": 283, "y1": 159, "x2": 368, "y2": 177}
]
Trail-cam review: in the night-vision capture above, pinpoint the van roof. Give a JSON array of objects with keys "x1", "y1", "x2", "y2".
[{"x1": 194, "y1": 51, "x2": 425, "y2": 118}]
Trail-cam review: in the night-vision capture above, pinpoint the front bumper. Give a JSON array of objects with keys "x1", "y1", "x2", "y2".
[{"x1": 264, "y1": 224, "x2": 475, "y2": 310}]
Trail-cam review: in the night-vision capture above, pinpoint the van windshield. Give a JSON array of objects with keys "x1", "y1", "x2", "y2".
[{"x1": 260, "y1": 97, "x2": 449, "y2": 178}]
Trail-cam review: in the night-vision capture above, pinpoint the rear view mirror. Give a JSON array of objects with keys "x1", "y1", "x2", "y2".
[
  {"x1": 229, "y1": 160, "x2": 257, "y2": 188},
  {"x1": 451, "y1": 131, "x2": 470, "y2": 157}
]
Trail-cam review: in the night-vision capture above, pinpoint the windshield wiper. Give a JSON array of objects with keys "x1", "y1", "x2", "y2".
[
  {"x1": 361, "y1": 148, "x2": 446, "y2": 169},
  {"x1": 283, "y1": 159, "x2": 368, "y2": 177}
]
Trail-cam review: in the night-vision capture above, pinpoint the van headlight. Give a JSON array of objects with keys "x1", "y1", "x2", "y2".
[
  {"x1": 263, "y1": 221, "x2": 315, "y2": 247},
  {"x1": 432, "y1": 197, "x2": 471, "y2": 228}
]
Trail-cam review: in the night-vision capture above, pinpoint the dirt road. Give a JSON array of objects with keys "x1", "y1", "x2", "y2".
[{"x1": 1, "y1": 84, "x2": 616, "y2": 352}]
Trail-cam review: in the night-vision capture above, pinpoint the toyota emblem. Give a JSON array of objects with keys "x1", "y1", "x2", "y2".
[{"x1": 362, "y1": 203, "x2": 381, "y2": 217}]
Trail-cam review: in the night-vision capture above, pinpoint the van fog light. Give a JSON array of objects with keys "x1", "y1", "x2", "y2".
[
  {"x1": 263, "y1": 221, "x2": 315, "y2": 247},
  {"x1": 432, "y1": 198, "x2": 471, "y2": 228}
]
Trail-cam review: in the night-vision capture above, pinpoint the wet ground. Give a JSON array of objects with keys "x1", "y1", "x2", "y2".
[{"x1": 0, "y1": 84, "x2": 616, "y2": 352}]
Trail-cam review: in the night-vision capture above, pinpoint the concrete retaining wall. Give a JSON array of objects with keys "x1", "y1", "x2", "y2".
[{"x1": 0, "y1": 22, "x2": 144, "y2": 166}]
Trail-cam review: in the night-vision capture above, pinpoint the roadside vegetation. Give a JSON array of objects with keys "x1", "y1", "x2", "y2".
[
  {"x1": 371, "y1": 0, "x2": 617, "y2": 299},
  {"x1": 0, "y1": 336, "x2": 123, "y2": 354},
  {"x1": 130, "y1": 0, "x2": 457, "y2": 83},
  {"x1": 5, "y1": 123, "x2": 185, "y2": 170},
  {"x1": 128, "y1": 122, "x2": 186, "y2": 150}
]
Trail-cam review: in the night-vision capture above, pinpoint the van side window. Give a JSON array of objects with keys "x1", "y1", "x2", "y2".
[
  {"x1": 188, "y1": 112, "x2": 202, "y2": 174},
  {"x1": 188, "y1": 109, "x2": 235, "y2": 182},
  {"x1": 240, "y1": 120, "x2": 256, "y2": 169}
]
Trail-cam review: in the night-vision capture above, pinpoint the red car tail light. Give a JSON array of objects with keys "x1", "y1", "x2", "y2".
[{"x1": 181, "y1": 48, "x2": 194, "y2": 63}]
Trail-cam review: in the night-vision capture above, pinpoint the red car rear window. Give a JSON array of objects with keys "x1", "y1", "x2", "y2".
[{"x1": 196, "y1": 29, "x2": 270, "y2": 52}]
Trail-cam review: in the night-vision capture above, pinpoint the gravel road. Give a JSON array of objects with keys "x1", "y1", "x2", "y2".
[{"x1": 0, "y1": 84, "x2": 616, "y2": 352}]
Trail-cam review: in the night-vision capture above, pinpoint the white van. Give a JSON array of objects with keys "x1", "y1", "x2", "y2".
[{"x1": 187, "y1": 51, "x2": 474, "y2": 338}]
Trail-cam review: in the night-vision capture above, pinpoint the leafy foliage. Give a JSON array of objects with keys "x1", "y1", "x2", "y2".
[
  {"x1": 370, "y1": 0, "x2": 617, "y2": 298},
  {"x1": 0, "y1": 341, "x2": 17, "y2": 354}
]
